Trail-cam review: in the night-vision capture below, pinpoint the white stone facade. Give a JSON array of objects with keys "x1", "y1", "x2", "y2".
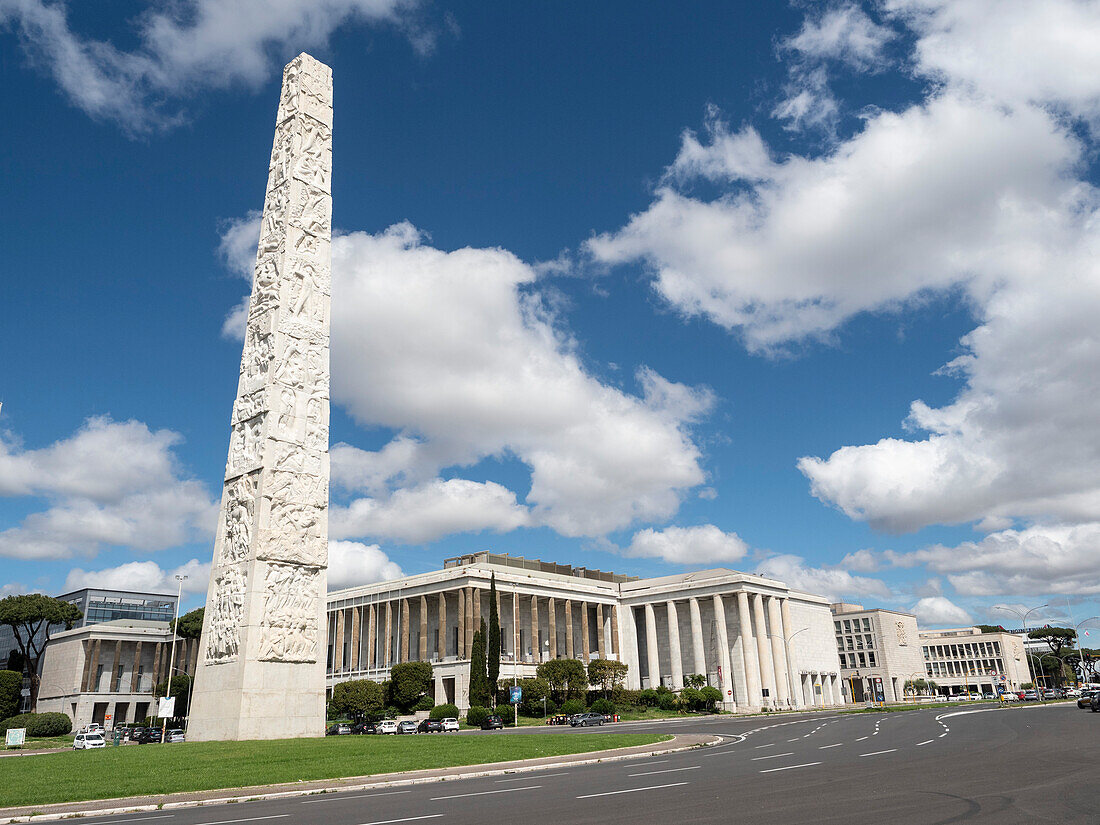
[
  {"x1": 327, "y1": 554, "x2": 844, "y2": 713},
  {"x1": 832, "y1": 604, "x2": 926, "y2": 703},
  {"x1": 918, "y1": 627, "x2": 1031, "y2": 695},
  {"x1": 188, "y1": 52, "x2": 332, "y2": 742}
]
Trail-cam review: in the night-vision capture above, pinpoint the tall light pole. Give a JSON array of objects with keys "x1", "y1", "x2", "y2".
[
  {"x1": 162, "y1": 574, "x2": 186, "y2": 742},
  {"x1": 1070, "y1": 616, "x2": 1099, "y2": 686},
  {"x1": 994, "y1": 603, "x2": 1046, "y2": 702},
  {"x1": 768, "y1": 626, "x2": 809, "y2": 708}
]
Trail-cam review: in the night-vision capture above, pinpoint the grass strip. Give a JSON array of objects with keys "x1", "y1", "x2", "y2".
[{"x1": 0, "y1": 733, "x2": 670, "y2": 809}]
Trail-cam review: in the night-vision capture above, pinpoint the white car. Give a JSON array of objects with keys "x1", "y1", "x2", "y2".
[
  {"x1": 441, "y1": 717, "x2": 460, "y2": 732},
  {"x1": 376, "y1": 719, "x2": 398, "y2": 734},
  {"x1": 166, "y1": 729, "x2": 186, "y2": 743},
  {"x1": 74, "y1": 732, "x2": 106, "y2": 750}
]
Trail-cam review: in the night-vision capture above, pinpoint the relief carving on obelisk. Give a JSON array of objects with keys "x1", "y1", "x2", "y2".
[{"x1": 193, "y1": 52, "x2": 331, "y2": 695}]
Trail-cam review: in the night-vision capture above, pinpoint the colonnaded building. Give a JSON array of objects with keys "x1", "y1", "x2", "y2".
[{"x1": 326, "y1": 552, "x2": 845, "y2": 712}]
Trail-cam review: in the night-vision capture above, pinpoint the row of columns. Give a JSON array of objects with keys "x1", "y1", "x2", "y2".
[
  {"x1": 330, "y1": 588, "x2": 621, "y2": 673},
  {"x1": 78, "y1": 635, "x2": 198, "y2": 694}
]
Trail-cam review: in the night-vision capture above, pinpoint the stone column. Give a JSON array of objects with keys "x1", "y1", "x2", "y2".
[
  {"x1": 146, "y1": 641, "x2": 158, "y2": 690},
  {"x1": 621, "y1": 606, "x2": 640, "y2": 689},
  {"x1": 350, "y1": 607, "x2": 361, "y2": 670},
  {"x1": 766, "y1": 597, "x2": 789, "y2": 706},
  {"x1": 457, "y1": 589, "x2": 466, "y2": 659},
  {"x1": 596, "y1": 604, "x2": 606, "y2": 659},
  {"x1": 384, "y1": 601, "x2": 393, "y2": 665},
  {"x1": 565, "y1": 600, "x2": 574, "y2": 659},
  {"x1": 419, "y1": 595, "x2": 429, "y2": 662},
  {"x1": 752, "y1": 594, "x2": 776, "y2": 706},
  {"x1": 473, "y1": 586, "x2": 481, "y2": 635},
  {"x1": 736, "y1": 591, "x2": 763, "y2": 707},
  {"x1": 833, "y1": 676, "x2": 844, "y2": 705},
  {"x1": 334, "y1": 609, "x2": 345, "y2": 670},
  {"x1": 780, "y1": 598, "x2": 800, "y2": 708},
  {"x1": 110, "y1": 641, "x2": 123, "y2": 691},
  {"x1": 548, "y1": 597, "x2": 557, "y2": 659},
  {"x1": 530, "y1": 595, "x2": 540, "y2": 661},
  {"x1": 611, "y1": 606, "x2": 620, "y2": 657},
  {"x1": 666, "y1": 601, "x2": 684, "y2": 689},
  {"x1": 400, "y1": 598, "x2": 410, "y2": 663},
  {"x1": 465, "y1": 588, "x2": 475, "y2": 655},
  {"x1": 712, "y1": 595, "x2": 734, "y2": 706},
  {"x1": 688, "y1": 598, "x2": 707, "y2": 678},
  {"x1": 367, "y1": 604, "x2": 376, "y2": 669},
  {"x1": 437, "y1": 593, "x2": 447, "y2": 660},
  {"x1": 643, "y1": 603, "x2": 661, "y2": 688},
  {"x1": 581, "y1": 602, "x2": 591, "y2": 663},
  {"x1": 131, "y1": 642, "x2": 143, "y2": 693}
]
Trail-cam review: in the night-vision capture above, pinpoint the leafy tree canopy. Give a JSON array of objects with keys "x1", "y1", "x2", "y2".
[
  {"x1": 1029, "y1": 627, "x2": 1077, "y2": 658},
  {"x1": 331, "y1": 679, "x2": 385, "y2": 720},
  {"x1": 171, "y1": 607, "x2": 204, "y2": 639},
  {"x1": 388, "y1": 661, "x2": 433, "y2": 712},
  {"x1": 469, "y1": 622, "x2": 492, "y2": 708},
  {"x1": 536, "y1": 658, "x2": 587, "y2": 701},
  {"x1": 587, "y1": 658, "x2": 629, "y2": 695},
  {"x1": 0, "y1": 594, "x2": 83, "y2": 710}
]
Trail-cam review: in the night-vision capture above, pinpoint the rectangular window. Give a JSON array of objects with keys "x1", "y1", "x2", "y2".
[
  {"x1": 862, "y1": 618, "x2": 872, "y2": 632},
  {"x1": 867, "y1": 651, "x2": 877, "y2": 667}
]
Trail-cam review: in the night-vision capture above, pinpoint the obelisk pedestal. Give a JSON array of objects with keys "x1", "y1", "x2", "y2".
[{"x1": 187, "y1": 53, "x2": 333, "y2": 741}]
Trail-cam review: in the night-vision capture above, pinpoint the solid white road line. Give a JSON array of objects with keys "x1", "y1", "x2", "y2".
[
  {"x1": 304, "y1": 791, "x2": 411, "y2": 803},
  {"x1": 818, "y1": 743, "x2": 842, "y2": 749},
  {"x1": 576, "y1": 782, "x2": 690, "y2": 799},
  {"x1": 860, "y1": 749, "x2": 897, "y2": 757},
  {"x1": 193, "y1": 817, "x2": 289, "y2": 825},
  {"x1": 356, "y1": 817, "x2": 444, "y2": 825},
  {"x1": 496, "y1": 772, "x2": 569, "y2": 782},
  {"x1": 759, "y1": 762, "x2": 821, "y2": 774},
  {"x1": 628, "y1": 766, "x2": 701, "y2": 777},
  {"x1": 430, "y1": 786, "x2": 540, "y2": 801},
  {"x1": 916, "y1": 740, "x2": 934, "y2": 746},
  {"x1": 752, "y1": 753, "x2": 795, "y2": 761}
]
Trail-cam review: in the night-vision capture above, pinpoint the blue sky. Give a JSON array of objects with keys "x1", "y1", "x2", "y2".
[{"x1": 2, "y1": 1, "x2": 1099, "y2": 633}]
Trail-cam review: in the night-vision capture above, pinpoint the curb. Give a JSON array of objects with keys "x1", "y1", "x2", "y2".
[{"x1": 0, "y1": 733, "x2": 718, "y2": 824}]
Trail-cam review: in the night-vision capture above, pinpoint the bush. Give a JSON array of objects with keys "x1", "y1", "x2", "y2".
[
  {"x1": 0, "y1": 670, "x2": 21, "y2": 720},
  {"x1": 413, "y1": 695, "x2": 435, "y2": 712},
  {"x1": 0, "y1": 712, "x2": 72, "y2": 737},
  {"x1": 699, "y1": 686, "x2": 723, "y2": 710},
  {"x1": 589, "y1": 697, "x2": 614, "y2": 715},
  {"x1": 679, "y1": 687, "x2": 703, "y2": 712},
  {"x1": 658, "y1": 691, "x2": 678, "y2": 711},
  {"x1": 559, "y1": 699, "x2": 585, "y2": 716},
  {"x1": 613, "y1": 688, "x2": 640, "y2": 707},
  {"x1": 429, "y1": 703, "x2": 460, "y2": 720},
  {"x1": 465, "y1": 706, "x2": 491, "y2": 727},
  {"x1": 638, "y1": 688, "x2": 659, "y2": 707}
]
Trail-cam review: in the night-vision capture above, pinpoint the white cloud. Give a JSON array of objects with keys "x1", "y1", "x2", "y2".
[
  {"x1": 327, "y1": 540, "x2": 403, "y2": 590},
  {"x1": 0, "y1": 0, "x2": 428, "y2": 133},
  {"x1": 755, "y1": 553, "x2": 891, "y2": 601},
  {"x1": 838, "y1": 548, "x2": 880, "y2": 573},
  {"x1": 911, "y1": 595, "x2": 971, "y2": 626},
  {"x1": 0, "y1": 417, "x2": 216, "y2": 560},
  {"x1": 0, "y1": 582, "x2": 28, "y2": 598},
  {"x1": 889, "y1": 523, "x2": 1100, "y2": 596},
  {"x1": 331, "y1": 479, "x2": 531, "y2": 544},
  {"x1": 625, "y1": 524, "x2": 749, "y2": 565},
  {"x1": 64, "y1": 558, "x2": 211, "y2": 596},
  {"x1": 784, "y1": 4, "x2": 894, "y2": 68}
]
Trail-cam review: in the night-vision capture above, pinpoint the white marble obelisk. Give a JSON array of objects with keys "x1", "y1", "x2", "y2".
[{"x1": 188, "y1": 53, "x2": 332, "y2": 741}]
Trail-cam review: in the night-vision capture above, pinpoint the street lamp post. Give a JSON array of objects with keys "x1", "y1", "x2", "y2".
[
  {"x1": 768, "y1": 627, "x2": 810, "y2": 708},
  {"x1": 161, "y1": 574, "x2": 187, "y2": 743},
  {"x1": 994, "y1": 604, "x2": 1047, "y2": 702},
  {"x1": 1071, "y1": 617, "x2": 1099, "y2": 686}
]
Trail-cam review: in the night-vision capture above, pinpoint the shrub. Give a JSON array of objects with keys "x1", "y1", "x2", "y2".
[
  {"x1": 638, "y1": 688, "x2": 659, "y2": 707},
  {"x1": 679, "y1": 687, "x2": 703, "y2": 712},
  {"x1": 429, "y1": 703, "x2": 460, "y2": 720},
  {"x1": 699, "y1": 686, "x2": 723, "y2": 710},
  {"x1": 0, "y1": 712, "x2": 72, "y2": 737},
  {"x1": 559, "y1": 699, "x2": 585, "y2": 716},
  {"x1": 613, "y1": 687, "x2": 640, "y2": 706},
  {"x1": 658, "y1": 691, "x2": 678, "y2": 711},
  {"x1": 589, "y1": 698, "x2": 614, "y2": 715},
  {"x1": 0, "y1": 670, "x2": 21, "y2": 720},
  {"x1": 413, "y1": 695, "x2": 435, "y2": 712},
  {"x1": 465, "y1": 706, "x2": 491, "y2": 727}
]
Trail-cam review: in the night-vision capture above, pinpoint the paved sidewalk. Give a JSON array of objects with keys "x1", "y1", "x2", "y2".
[{"x1": 0, "y1": 732, "x2": 717, "y2": 823}]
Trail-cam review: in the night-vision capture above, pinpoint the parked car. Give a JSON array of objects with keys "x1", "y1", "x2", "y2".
[
  {"x1": 133, "y1": 727, "x2": 163, "y2": 744},
  {"x1": 352, "y1": 721, "x2": 377, "y2": 735},
  {"x1": 397, "y1": 720, "x2": 418, "y2": 734},
  {"x1": 377, "y1": 719, "x2": 399, "y2": 734},
  {"x1": 166, "y1": 729, "x2": 185, "y2": 743},
  {"x1": 73, "y1": 732, "x2": 106, "y2": 750},
  {"x1": 326, "y1": 723, "x2": 353, "y2": 736},
  {"x1": 441, "y1": 718, "x2": 460, "y2": 732},
  {"x1": 1077, "y1": 690, "x2": 1096, "y2": 709},
  {"x1": 417, "y1": 718, "x2": 443, "y2": 733},
  {"x1": 480, "y1": 715, "x2": 504, "y2": 730},
  {"x1": 1091, "y1": 692, "x2": 1100, "y2": 712},
  {"x1": 1020, "y1": 690, "x2": 1039, "y2": 701},
  {"x1": 1065, "y1": 688, "x2": 1082, "y2": 698},
  {"x1": 547, "y1": 714, "x2": 570, "y2": 725},
  {"x1": 570, "y1": 712, "x2": 605, "y2": 727}
]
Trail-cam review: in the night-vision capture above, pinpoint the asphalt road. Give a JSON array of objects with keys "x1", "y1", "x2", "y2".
[{"x1": 74, "y1": 703, "x2": 1100, "y2": 825}]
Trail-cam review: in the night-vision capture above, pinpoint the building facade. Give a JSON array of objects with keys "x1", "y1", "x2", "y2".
[
  {"x1": 34, "y1": 619, "x2": 196, "y2": 730},
  {"x1": 327, "y1": 553, "x2": 844, "y2": 712},
  {"x1": 832, "y1": 604, "x2": 926, "y2": 703},
  {"x1": 918, "y1": 627, "x2": 1030, "y2": 695}
]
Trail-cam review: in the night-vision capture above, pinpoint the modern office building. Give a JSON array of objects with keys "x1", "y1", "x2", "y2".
[
  {"x1": 327, "y1": 552, "x2": 845, "y2": 712},
  {"x1": 831, "y1": 603, "x2": 926, "y2": 703},
  {"x1": 918, "y1": 627, "x2": 1031, "y2": 695}
]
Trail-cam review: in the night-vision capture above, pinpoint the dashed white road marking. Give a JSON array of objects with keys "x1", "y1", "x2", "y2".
[
  {"x1": 192, "y1": 817, "x2": 289, "y2": 825},
  {"x1": 787, "y1": 738, "x2": 800, "y2": 742},
  {"x1": 430, "y1": 786, "x2": 540, "y2": 800},
  {"x1": 752, "y1": 752, "x2": 795, "y2": 761},
  {"x1": 576, "y1": 782, "x2": 690, "y2": 799},
  {"x1": 356, "y1": 818, "x2": 443, "y2": 825},
  {"x1": 916, "y1": 740, "x2": 934, "y2": 746},
  {"x1": 628, "y1": 766, "x2": 701, "y2": 777},
  {"x1": 754, "y1": 743, "x2": 775, "y2": 749},
  {"x1": 304, "y1": 790, "x2": 412, "y2": 804},
  {"x1": 818, "y1": 743, "x2": 842, "y2": 749},
  {"x1": 759, "y1": 762, "x2": 821, "y2": 774},
  {"x1": 860, "y1": 749, "x2": 897, "y2": 757},
  {"x1": 496, "y1": 772, "x2": 569, "y2": 783},
  {"x1": 856, "y1": 736, "x2": 869, "y2": 741},
  {"x1": 85, "y1": 818, "x2": 174, "y2": 824}
]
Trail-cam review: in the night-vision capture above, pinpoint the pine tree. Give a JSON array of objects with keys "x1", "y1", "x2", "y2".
[
  {"x1": 487, "y1": 573, "x2": 501, "y2": 706},
  {"x1": 469, "y1": 621, "x2": 491, "y2": 708}
]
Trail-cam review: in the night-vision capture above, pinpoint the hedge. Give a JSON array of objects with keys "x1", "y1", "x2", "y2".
[
  {"x1": 464, "y1": 706, "x2": 491, "y2": 727},
  {"x1": 0, "y1": 712, "x2": 72, "y2": 737},
  {"x1": 429, "y1": 703, "x2": 459, "y2": 720}
]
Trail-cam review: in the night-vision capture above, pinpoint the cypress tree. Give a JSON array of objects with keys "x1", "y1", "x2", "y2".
[
  {"x1": 487, "y1": 573, "x2": 501, "y2": 706},
  {"x1": 469, "y1": 621, "x2": 491, "y2": 708}
]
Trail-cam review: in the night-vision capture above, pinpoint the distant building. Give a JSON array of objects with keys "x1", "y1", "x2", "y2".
[
  {"x1": 918, "y1": 627, "x2": 1030, "y2": 696},
  {"x1": 831, "y1": 603, "x2": 925, "y2": 703},
  {"x1": 328, "y1": 552, "x2": 844, "y2": 712}
]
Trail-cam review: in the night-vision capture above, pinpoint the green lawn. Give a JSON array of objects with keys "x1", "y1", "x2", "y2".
[{"x1": 0, "y1": 733, "x2": 670, "y2": 809}]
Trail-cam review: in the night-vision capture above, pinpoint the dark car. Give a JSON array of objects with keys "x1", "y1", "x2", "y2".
[
  {"x1": 480, "y1": 715, "x2": 504, "y2": 730},
  {"x1": 570, "y1": 712, "x2": 605, "y2": 727},
  {"x1": 1091, "y1": 693, "x2": 1100, "y2": 712},
  {"x1": 1077, "y1": 691, "x2": 1096, "y2": 709},
  {"x1": 326, "y1": 723, "x2": 353, "y2": 736},
  {"x1": 397, "y1": 720, "x2": 418, "y2": 734},
  {"x1": 418, "y1": 718, "x2": 443, "y2": 733},
  {"x1": 133, "y1": 727, "x2": 163, "y2": 744},
  {"x1": 352, "y1": 721, "x2": 377, "y2": 734}
]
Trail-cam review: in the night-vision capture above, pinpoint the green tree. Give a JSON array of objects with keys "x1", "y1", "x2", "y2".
[
  {"x1": 537, "y1": 658, "x2": 587, "y2": 702},
  {"x1": 0, "y1": 594, "x2": 83, "y2": 710},
  {"x1": 587, "y1": 658, "x2": 629, "y2": 697},
  {"x1": 1029, "y1": 627, "x2": 1077, "y2": 687},
  {"x1": 683, "y1": 673, "x2": 707, "y2": 690},
  {"x1": 469, "y1": 622, "x2": 492, "y2": 708},
  {"x1": 0, "y1": 670, "x2": 22, "y2": 719},
  {"x1": 975, "y1": 624, "x2": 1005, "y2": 633},
  {"x1": 171, "y1": 607, "x2": 204, "y2": 639},
  {"x1": 153, "y1": 674, "x2": 193, "y2": 720},
  {"x1": 388, "y1": 661, "x2": 433, "y2": 711},
  {"x1": 699, "y1": 686, "x2": 723, "y2": 710},
  {"x1": 487, "y1": 575, "x2": 501, "y2": 706},
  {"x1": 331, "y1": 679, "x2": 385, "y2": 720}
]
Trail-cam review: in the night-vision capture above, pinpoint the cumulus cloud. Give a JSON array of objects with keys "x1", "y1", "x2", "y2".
[
  {"x1": 64, "y1": 558, "x2": 211, "y2": 596},
  {"x1": 0, "y1": 0, "x2": 430, "y2": 133},
  {"x1": 754, "y1": 553, "x2": 891, "y2": 601},
  {"x1": 0, "y1": 417, "x2": 217, "y2": 560},
  {"x1": 331, "y1": 479, "x2": 531, "y2": 544},
  {"x1": 327, "y1": 540, "x2": 403, "y2": 590},
  {"x1": 911, "y1": 595, "x2": 971, "y2": 626},
  {"x1": 625, "y1": 524, "x2": 749, "y2": 565},
  {"x1": 838, "y1": 548, "x2": 880, "y2": 573}
]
